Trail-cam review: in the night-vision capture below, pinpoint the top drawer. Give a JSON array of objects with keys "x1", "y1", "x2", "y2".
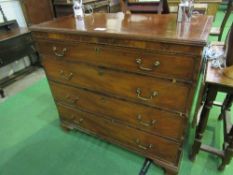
[{"x1": 36, "y1": 40, "x2": 195, "y2": 81}]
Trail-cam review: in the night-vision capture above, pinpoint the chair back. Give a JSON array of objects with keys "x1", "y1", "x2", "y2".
[
  {"x1": 218, "y1": 0, "x2": 233, "y2": 41},
  {"x1": 20, "y1": 0, "x2": 54, "y2": 26},
  {"x1": 120, "y1": 0, "x2": 169, "y2": 14},
  {"x1": 225, "y1": 23, "x2": 233, "y2": 66}
]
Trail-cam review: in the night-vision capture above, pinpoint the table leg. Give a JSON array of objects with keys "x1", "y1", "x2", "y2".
[
  {"x1": 218, "y1": 94, "x2": 233, "y2": 120},
  {"x1": 190, "y1": 86, "x2": 217, "y2": 161},
  {"x1": 192, "y1": 84, "x2": 207, "y2": 127},
  {"x1": 219, "y1": 96, "x2": 233, "y2": 170},
  {"x1": 218, "y1": 139, "x2": 233, "y2": 171}
]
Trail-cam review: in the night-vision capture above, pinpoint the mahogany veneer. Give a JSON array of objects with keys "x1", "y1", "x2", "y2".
[{"x1": 30, "y1": 13, "x2": 212, "y2": 175}]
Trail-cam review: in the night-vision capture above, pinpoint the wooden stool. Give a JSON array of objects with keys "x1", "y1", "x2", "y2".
[
  {"x1": 190, "y1": 63, "x2": 233, "y2": 170},
  {"x1": 190, "y1": 23, "x2": 233, "y2": 170}
]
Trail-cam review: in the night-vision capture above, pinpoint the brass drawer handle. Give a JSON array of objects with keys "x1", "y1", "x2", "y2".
[
  {"x1": 136, "y1": 58, "x2": 160, "y2": 71},
  {"x1": 137, "y1": 114, "x2": 156, "y2": 127},
  {"x1": 59, "y1": 70, "x2": 73, "y2": 80},
  {"x1": 135, "y1": 139, "x2": 153, "y2": 150},
  {"x1": 136, "y1": 88, "x2": 158, "y2": 101},
  {"x1": 53, "y1": 46, "x2": 67, "y2": 57},
  {"x1": 65, "y1": 94, "x2": 79, "y2": 103}
]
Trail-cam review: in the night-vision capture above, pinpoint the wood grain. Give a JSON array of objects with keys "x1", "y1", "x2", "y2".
[
  {"x1": 50, "y1": 81, "x2": 186, "y2": 141},
  {"x1": 58, "y1": 104, "x2": 180, "y2": 164},
  {"x1": 37, "y1": 40, "x2": 195, "y2": 81},
  {"x1": 43, "y1": 58, "x2": 191, "y2": 113},
  {"x1": 31, "y1": 14, "x2": 212, "y2": 175}
]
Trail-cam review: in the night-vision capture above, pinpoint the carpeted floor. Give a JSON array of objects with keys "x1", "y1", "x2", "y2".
[{"x1": 0, "y1": 9, "x2": 233, "y2": 175}]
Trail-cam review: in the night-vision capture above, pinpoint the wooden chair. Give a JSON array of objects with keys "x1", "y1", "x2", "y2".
[
  {"x1": 20, "y1": 0, "x2": 54, "y2": 26},
  {"x1": 210, "y1": 0, "x2": 233, "y2": 41},
  {"x1": 120, "y1": 0, "x2": 169, "y2": 14},
  {"x1": 190, "y1": 23, "x2": 233, "y2": 171}
]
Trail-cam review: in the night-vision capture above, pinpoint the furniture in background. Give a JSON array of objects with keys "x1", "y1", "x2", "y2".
[
  {"x1": 210, "y1": 0, "x2": 233, "y2": 41},
  {"x1": 31, "y1": 13, "x2": 212, "y2": 175},
  {"x1": 120, "y1": 0, "x2": 169, "y2": 14},
  {"x1": 168, "y1": 0, "x2": 222, "y2": 15},
  {"x1": 20, "y1": 0, "x2": 54, "y2": 26},
  {"x1": 53, "y1": 0, "x2": 110, "y2": 17},
  {"x1": 0, "y1": 20, "x2": 39, "y2": 98},
  {"x1": 190, "y1": 23, "x2": 233, "y2": 171}
]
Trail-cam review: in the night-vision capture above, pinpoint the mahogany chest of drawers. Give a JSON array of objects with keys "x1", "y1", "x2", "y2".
[{"x1": 30, "y1": 13, "x2": 212, "y2": 175}]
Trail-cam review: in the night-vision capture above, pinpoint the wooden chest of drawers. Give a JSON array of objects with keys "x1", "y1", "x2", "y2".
[{"x1": 30, "y1": 13, "x2": 212, "y2": 175}]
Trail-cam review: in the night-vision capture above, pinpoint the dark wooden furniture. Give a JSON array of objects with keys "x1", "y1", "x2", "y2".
[
  {"x1": 120, "y1": 0, "x2": 169, "y2": 13},
  {"x1": 190, "y1": 23, "x2": 233, "y2": 171},
  {"x1": 20, "y1": 0, "x2": 54, "y2": 26},
  {"x1": 0, "y1": 20, "x2": 39, "y2": 97},
  {"x1": 168, "y1": 0, "x2": 222, "y2": 15},
  {"x1": 210, "y1": 0, "x2": 233, "y2": 41},
  {"x1": 0, "y1": 5, "x2": 7, "y2": 23},
  {"x1": 30, "y1": 13, "x2": 212, "y2": 175},
  {"x1": 53, "y1": 0, "x2": 110, "y2": 17}
]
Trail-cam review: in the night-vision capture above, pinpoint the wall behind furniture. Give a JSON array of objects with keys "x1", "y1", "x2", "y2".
[
  {"x1": 0, "y1": 0, "x2": 27, "y2": 27},
  {"x1": 0, "y1": 0, "x2": 30, "y2": 81}
]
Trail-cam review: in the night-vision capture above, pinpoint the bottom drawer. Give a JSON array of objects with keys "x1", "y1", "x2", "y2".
[{"x1": 57, "y1": 104, "x2": 180, "y2": 164}]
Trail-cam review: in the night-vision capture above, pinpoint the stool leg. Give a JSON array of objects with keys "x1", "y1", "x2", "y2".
[
  {"x1": 225, "y1": 94, "x2": 233, "y2": 110},
  {"x1": 218, "y1": 140, "x2": 233, "y2": 171},
  {"x1": 229, "y1": 127, "x2": 233, "y2": 137},
  {"x1": 190, "y1": 87, "x2": 217, "y2": 161},
  {"x1": 218, "y1": 94, "x2": 233, "y2": 120},
  {"x1": 192, "y1": 84, "x2": 207, "y2": 127},
  {"x1": 219, "y1": 94, "x2": 233, "y2": 170}
]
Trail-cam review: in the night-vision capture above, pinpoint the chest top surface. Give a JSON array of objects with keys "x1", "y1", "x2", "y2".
[{"x1": 30, "y1": 13, "x2": 212, "y2": 46}]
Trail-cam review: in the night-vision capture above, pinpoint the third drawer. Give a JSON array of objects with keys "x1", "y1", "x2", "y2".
[{"x1": 50, "y1": 81, "x2": 186, "y2": 142}]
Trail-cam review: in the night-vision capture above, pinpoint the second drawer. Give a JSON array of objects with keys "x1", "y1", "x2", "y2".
[{"x1": 43, "y1": 58, "x2": 191, "y2": 112}]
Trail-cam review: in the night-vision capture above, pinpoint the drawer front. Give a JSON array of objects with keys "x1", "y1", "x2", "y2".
[
  {"x1": 43, "y1": 58, "x2": 190, "y2": 112},
  {"x1": 37, "y1": 40, "x2": 195, "y2": 81},
  {"x1": 50, "y1": 82, "x2": 186, "y2": 141},
  {"x1": 57, "y1": 104, "x2": 180, "y2": 164},
  {"x1": 33, "y1": 32, "x2": 204, "y2": 57}
]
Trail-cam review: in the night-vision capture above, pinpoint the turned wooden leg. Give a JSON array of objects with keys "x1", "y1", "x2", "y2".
[
  {"x1": 219, "y1": 122, "x2": 233, "y2": 171},
  {"x1": 190, "y1": 86, "x2": 217, "y2": 161},
  {"x1": 229, "y1": 126, "x2": 233, "y2": 137},
  {"x1": 218, "y1": 94, "x2": 233, "y2": 120},
  {"x1": 218, "y1": 140, "x2": 233, "y2": 171},
  {"x1": 192, "y1": 84, "x2": 207, "y2": 127}
]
